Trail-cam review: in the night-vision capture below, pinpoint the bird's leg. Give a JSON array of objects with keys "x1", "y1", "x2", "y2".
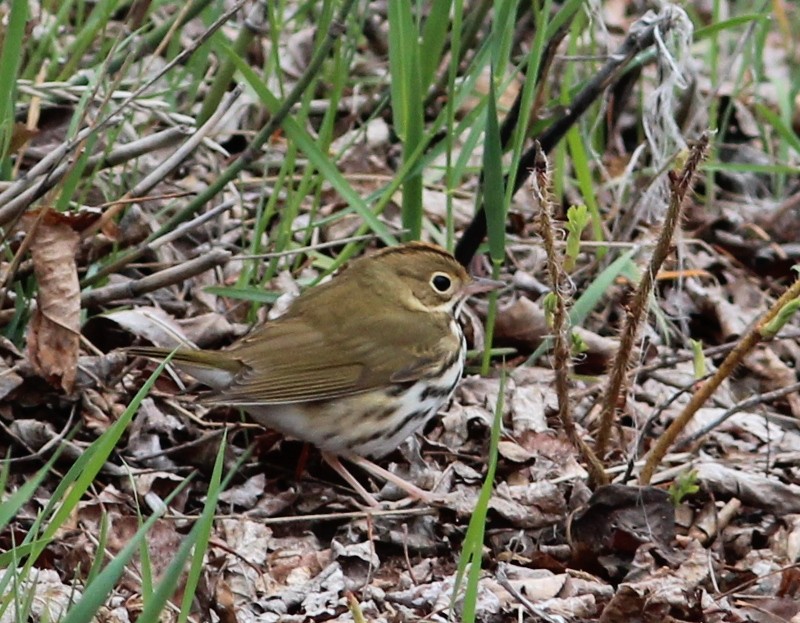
[
  {"x1": 340, "y1": 452, "x2": 436, "y2": 504},
  {"x1": 321, "y1": 452, "x2": 381, "y2": 508}
]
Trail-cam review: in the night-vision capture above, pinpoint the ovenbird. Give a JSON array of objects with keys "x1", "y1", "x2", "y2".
[{"x1": 129, "y1": 241, "x2": 499, "y2": 505}]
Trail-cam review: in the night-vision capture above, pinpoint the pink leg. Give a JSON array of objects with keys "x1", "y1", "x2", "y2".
[
  {"x1": 322, "y1": 452, "x2": 380, "y2": 508},
  {"x1": 341, "y1": 452, "x2": 436, "y2": 504}
]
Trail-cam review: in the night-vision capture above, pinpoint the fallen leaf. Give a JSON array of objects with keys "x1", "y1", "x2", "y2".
[
  {"x1": 570, "y1": 484, "x2": 676, "y2": 580},
  {"x1": 25, "y1": 209, "x2": 81, "y2": 392}
]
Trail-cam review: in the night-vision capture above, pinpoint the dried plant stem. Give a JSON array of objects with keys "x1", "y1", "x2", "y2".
[
  {"x1": 82, "y1": 0, "x2": 358, "y2": 288},
  {"x1": 0, "y1": 129, "x2": 187, "y2": 233},
  {"x1": 532, "y1": 145, "x2": 606, "y2": 486},
  {"x1": 81, "y1": 249, "x2": 231, "y2": 307},
  {"x1": 679, "y1": 380, "x2": 800, "y2": 450},
  {"x1": 0, "y1": 1, "x2": 245, "y2": 228},
  {"x1": 85, "y1": 87, "x2": 241, "y2": 239},
  {"x1": 640, "y1": 273, "x2": 800, "y2": 485},
  {"x1": 595, "y1": 133, "x2": 710, "y2": 461}
]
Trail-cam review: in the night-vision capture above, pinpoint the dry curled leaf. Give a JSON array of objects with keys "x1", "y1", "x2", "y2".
[{"x1": 25, "y1": 209, "x2": 81, "y2": 393}]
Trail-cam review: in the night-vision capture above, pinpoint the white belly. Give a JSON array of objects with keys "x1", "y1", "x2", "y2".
[{"x1": 243, "y1": 332, "x2": 465, "y2": 457}]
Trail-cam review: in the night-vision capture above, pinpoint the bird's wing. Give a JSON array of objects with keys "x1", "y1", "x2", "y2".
[{"x1": 214, "y1": 310, "x2": 458, "y2": 405}]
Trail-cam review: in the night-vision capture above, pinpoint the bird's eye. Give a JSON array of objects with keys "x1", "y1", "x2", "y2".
[{"x1": 431, "y1": 273, "x2": 452, "y2": 293}]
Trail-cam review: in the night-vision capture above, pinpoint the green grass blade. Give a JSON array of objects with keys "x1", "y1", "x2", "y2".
[
  {"x1": 27, "y1": 352, "x2": 176, "y2": 570},
  {"x1": 419, "y1": 1, "x2": 452, "y2": 91},
  {"x1": 388, "y1": 0, "x2": 418, "y2": 142},
  {"x1": 755, "y1": 103, "x2": 800, "y2": 156},
  {"x1": 489, "y1": 0, "x2": 516, "y2": 80},
  {"x1": 451, "y1": 371, "x2": 505, "y2": 622},
  {"x1": 481, "y1": 67, "x2": 506, "y2": 376},
  {"x1": 562, "y1": 13, "x2": 605, "y2": 256},
  {"x1": 694, "y1": 13, "x2": 768, "y2": 40},
  {"x1": 177, "y1": 432, "x2": 228, "y2": 622},
  {"x1": 221, "y1": 40, "x2": 397, "y2": 245},
  {"x1": 0, "y1": 447, "x2": 64, "y2": 530},
  {"x1": 545, "y1": 0, "x2": 585, "y2": 37},
  {"x1": 139, "y1": 431, "x2": 227, "y2": 622},
  {"x1": 482, "y1": 70, "x2": 506, "y2": 264},
  {"x1": 0, "y1": 0, "x2": 27, "y2": 165},
  {"x1": 59, "y1": 477, "x2": 194, "y2": 623},
  {"x1": 55, "y1": 0, "x2": 120, "y2": 81},
  {"x1": 572, "y1": 247, "x2": 639, "y2": 325},
  {"x1": 505, "y1": 0, "x2": 552, "y2": 197},
  {"x1": 388, "y1": 0, "x2": 424, "y2": 240}
]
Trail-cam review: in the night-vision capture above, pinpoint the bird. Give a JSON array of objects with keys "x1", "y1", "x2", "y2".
[{"x1": 129, "y1": 241, "x2": 500, "y2": 506}]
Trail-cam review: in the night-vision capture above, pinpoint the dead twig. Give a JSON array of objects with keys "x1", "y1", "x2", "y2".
[
  {"x1": 532, "y1": 144, "x2": 606, "y2": 487},
  {"x1": 0, "y1": 1, "x2": 246, "y2": 228},
  {"x1": 678, "y1": 380, "x2": 800, "y2": 450},
  {"x1": 81, "y1": 249, "x2": 231, "y2": 307},
  {"x1": 640, "y1": 272, "x2": 800, "y2": 484},
  {"x1": 81, "y1": 0, "x2": 360, "y2": 288},
  {"x1": 596, "y1": 133, "x2": 709, "y2": 462},
  {"x1": 85, "y1": 87, "x2": 243, "y2": 238}
]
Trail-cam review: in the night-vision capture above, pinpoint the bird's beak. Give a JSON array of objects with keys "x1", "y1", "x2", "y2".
[{"x1": 464, "y1": 276, "x2": 505, "y2": 296}]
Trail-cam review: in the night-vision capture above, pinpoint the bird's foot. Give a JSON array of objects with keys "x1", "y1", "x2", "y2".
[{"x1": 322, "y1": 451, "x2": 439, "y2": 508}]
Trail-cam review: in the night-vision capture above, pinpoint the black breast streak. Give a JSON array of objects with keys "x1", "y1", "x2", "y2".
[
  {"x1": 386, "y1": 408, "x2": 431, "y2": 440},
  {"x1": 321, "y1": 430, "x2": 339, "y2": 442},
  {"x1": 350, "y1": 408, "x2": 431, "y2": 448},
  {"x1": 361, "y1": 404, "x2": 400, "y2": 424},
  {"x1": 354, "y1": 427, "x2": 387, "y2": 445},
  {"x1": 386, "y1": 382, "x2": 414, "y2": 397},
  {"x1": 418, "y1": 349, "x2": 463, "y2": 402},
  {"x1": 420, "y1": 383, "x2": 455, "y2": 401}
]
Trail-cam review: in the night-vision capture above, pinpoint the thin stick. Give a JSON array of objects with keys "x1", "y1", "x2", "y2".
[
  {"x1": 82, "y1": 0, "x2": 359, "y2": 287},
  {"x1": 596, "y1": 133, "x2": 709, "y2": 459},
  {"x1": 86, "y1": 87, "x2": 242, "y2": 238},
  {"x1": 640, "y1": 273, "x2": 800, "y2": 484},
  {"x1": 0, "y1": 1, "x2": 245, "y2": 225},
  {"x1": 81, "y1": 249, "x2": 231, "y2": 307},
  {"x1": 531, "y1": 144, "x2": 606, "y2": 486},
  {"x1": 678, "y1": 380, "x2": 800, "y2": 450}
]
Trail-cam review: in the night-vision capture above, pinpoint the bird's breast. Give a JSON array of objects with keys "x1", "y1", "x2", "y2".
[{"x1": 243, "y1": 322, "x2": 466, "y2": 458}]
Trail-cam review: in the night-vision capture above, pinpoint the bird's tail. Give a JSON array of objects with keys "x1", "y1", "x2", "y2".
[{"x1": 127, "y1": 346, "x2": 242, "y2": 389}]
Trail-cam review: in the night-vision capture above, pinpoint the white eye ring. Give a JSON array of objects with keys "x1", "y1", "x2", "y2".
[{"x1": 430, "y1": 272, "x2": 453, "y2": 293}]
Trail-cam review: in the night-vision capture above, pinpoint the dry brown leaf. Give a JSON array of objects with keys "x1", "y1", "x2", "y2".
[
  {"x1": 445, "y1": 481, "x2": 566, "y2": 529},
  {"x1": 218, "y1": 473, "x2": 266, "y2": 508},
  {"x1": 570, "y1": 484, "x2": 676, "y2": 580},
  {"x1": 102, "y1": 307, "x2": 193, "y2": 347},
  {"x1": 25, "y1": 209, "x2": 81, "y2": 393}
]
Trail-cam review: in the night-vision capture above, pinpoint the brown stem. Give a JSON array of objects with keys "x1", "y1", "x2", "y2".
[
  {"x1": 639, "y1": 273, "x2": 800, "y2": 484},
  {"x1": 532, "y1": 143, "x2": 606, "y2": 486},
  {"x1": 595, "y1": 133, "x2": 710, "y2": 459},
  {"x1": 80, "y1": 249, "x2": 230, "y2": 308}
]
